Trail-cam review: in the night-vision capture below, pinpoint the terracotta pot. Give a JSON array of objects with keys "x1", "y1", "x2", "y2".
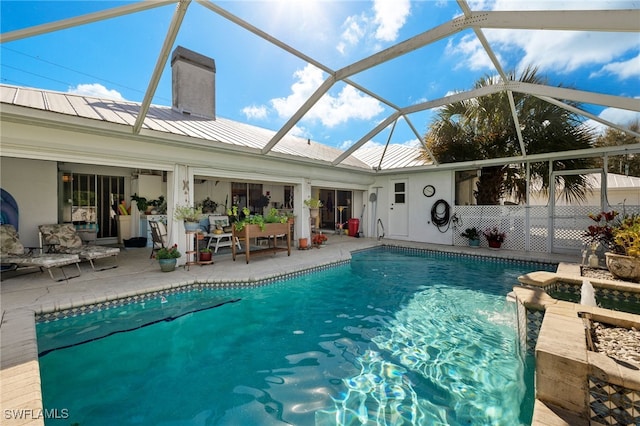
[
  {"x1": 200, "y1": 252, "x2": 212, "y2": 262},
  {"x1": 605, "y1": 252, "x2": 640, "y2": 282},
  {"x1": 298, "y1": 238, "x2": 308, "y2": 249}
]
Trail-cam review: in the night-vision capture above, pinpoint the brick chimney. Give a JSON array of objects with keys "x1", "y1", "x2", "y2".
[{"x1": 171, "y1": 46, "x2": 216, "y2": 119}]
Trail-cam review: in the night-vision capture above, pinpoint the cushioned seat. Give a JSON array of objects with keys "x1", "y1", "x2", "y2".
[
  {"x1": 39, "y1": 224, "x2": 119, "y2": 271},
  {"x1": 205, "y1": 215, "x2": 241, "y2": 253},
  {"x1": 0, "y1": 224, "x2": 81, "y2": 281}
]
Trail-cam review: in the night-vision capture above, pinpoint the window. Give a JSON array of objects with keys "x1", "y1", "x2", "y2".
[{"x1": 394, "y1": 182, "x2": 405, "y2": 204}]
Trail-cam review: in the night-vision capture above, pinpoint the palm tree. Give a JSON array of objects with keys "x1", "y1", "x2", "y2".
[
  {"x1": 593, "y1": 120, "x2": 640, "y2": 176},
  {"x1": 424, "y1": 66, "x2": 596, "y2": 205}
]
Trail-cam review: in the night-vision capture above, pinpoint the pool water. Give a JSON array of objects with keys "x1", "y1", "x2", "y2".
[{"x1": 37, "y1": 248, "x2": 553, "y2": 425}]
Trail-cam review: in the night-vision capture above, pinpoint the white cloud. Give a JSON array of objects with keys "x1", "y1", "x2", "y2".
[
  {"x1": 337, "y1": 14, "x2": 367, "y2": 54},
  {"x1": 399, "y1": 138, "x2": 421, "y2": 148},
  {"x1": 591, "y1": 54, "x2": 640, "y2": 80},
  {"x1": 68, "y1": 83, "x2": 125, "y2": 100},
  {"x1": 242, "y1": 105, "x2": 268, "y2": 120},
  {"x1": 336, "y1": 0, "x2": 410, "y2": 54},
  {"x1": 372, "y1": 0, "x2": 411, "y2": 42},
  {"x1": 584, "y1": 106, "x2": 640, "y2": 135},
  {"x1": 288, "y1": 124, "x2": 312, "y2": 139},
  {"x1": 446, "y1": 35, "x2": 496, "y2": 71},
  {"x1": 339, "y1": 139, "x2": 355, "y2": 150},
  {"x1": 448, "y1": 2, "x2": 640, "y2": 80},
  {"x1": 271, "y1": 64, "x2": 384, "y2": 128}
]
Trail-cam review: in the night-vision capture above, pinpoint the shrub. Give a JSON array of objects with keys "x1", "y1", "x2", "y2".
[{"x1": 157, "y1": 244, "x2": 181, "y2": 259}]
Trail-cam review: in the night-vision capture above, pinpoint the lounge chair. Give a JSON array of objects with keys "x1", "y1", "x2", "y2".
[
  {"x1": 0, "y1": 224, "x2": 81, "y2": 281},
  {"x1": 39, "y1": 224, "x2": 119, "y2": 271}
]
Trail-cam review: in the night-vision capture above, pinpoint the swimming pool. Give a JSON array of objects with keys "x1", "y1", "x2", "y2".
[{"x1": 37, "y1": 247, "x2": 554, "y2": 425}]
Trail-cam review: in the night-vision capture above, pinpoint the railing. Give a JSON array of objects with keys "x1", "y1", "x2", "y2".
[{"x1": 452, "y1": 204, "x2": 640, "y2": 254}]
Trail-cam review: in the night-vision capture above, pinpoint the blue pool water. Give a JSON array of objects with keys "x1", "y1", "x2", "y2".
[{"x1": 37, "y1": 248, "x2": 554, "y2": 425}]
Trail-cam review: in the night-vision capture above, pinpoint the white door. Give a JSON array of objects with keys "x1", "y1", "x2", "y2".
[{"x1": 389, "y1": 179, "x2": 409, "y2": 237}]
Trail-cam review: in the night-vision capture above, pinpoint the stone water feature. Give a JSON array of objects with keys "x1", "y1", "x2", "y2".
[{"x1": 513, "y1": 264, "x2": 640, "y2": 425}]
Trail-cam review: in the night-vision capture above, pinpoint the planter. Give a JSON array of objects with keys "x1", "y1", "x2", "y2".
[
  {"x1": 232, "y1": 223, "x2": 291, "y2": 263},
  {"x1": 199, "y1": 252, "x2": 212, "y2": 262},
  {"x1": 605, "y1": 252, "x2": 640, "y2": 282},
  {"x1": 299, "y1": 238, "x2": 308, "y2": 249},
  {"x1": 184, "y1": 221, "x2": 200, "y2": 232},
  {"x1": 488, "y1": 240, "x2": 502, "y2": 249},
  {"x1": 158, "y1": 258, "x2": 177, "y2": 272},
  {"x1": 309, "y1": 208, "x2": 319, "y2": 219},
  {"x1": 468, "y1": 239, "x2": 480, "y2": 247}
]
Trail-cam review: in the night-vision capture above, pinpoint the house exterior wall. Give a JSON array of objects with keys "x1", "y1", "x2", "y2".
[
  {"x1": 0, "y1": 157, "x2": 57, "y2": 247},
  {"x1": 0, "y1": 118, "x2": 377, "y2": 252},
  {"x1": 368, "y1": 170, "x2": 454, "y2": 245}
]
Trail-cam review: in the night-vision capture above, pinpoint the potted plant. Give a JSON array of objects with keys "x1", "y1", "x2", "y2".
[
  {"x1": 583, "y1": 210, "x2": 619, "y2": 267},
  {"x1": 460, "y1": 227, "x2": 480, "y2": 247},
  {"x1": 605, "y1": 214, "x2": 640, "y2": 282},
  {"x1": 200, "y1": 197, "x2": 218, "y2": 214},
  {"x1": 304, "y1": 197, "x2": 323, "y2": 219},
  {"x1": 199, "y1": 247, "x2": 213, "y2": 262},
  {"x1": 312, "y1": 232, "x2": 328, "y2": 247},
  {"x1": 228, "y1": 206, "x2": 292, "y2": 263},
  {"x1": 483, "y1": 227, "x2": 506, "y2": 249},
  {"x1": 131, "y1": 193, "x2": 148, "y2": 214},
  {"x1": 174, "y1": 205, "x2": 203, "y2": 231},
  {"x1": 156, "y1": 244, "x2": 181, "y2": 272}
]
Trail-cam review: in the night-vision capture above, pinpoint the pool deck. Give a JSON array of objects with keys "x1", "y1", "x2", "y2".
[{"x1": 1, "y1": 236, "x2": 581, "y2": 425}]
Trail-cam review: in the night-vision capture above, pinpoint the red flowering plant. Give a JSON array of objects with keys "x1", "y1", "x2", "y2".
[
  {"x1": 483, "y1": 227, "x2": 506, "y2": 244},
  {"x1": 312, "y1": 233, "x2": 328, "y2": 246},
  {"x1": 156, "y1": 244, "x2": 182, "y2": 259},
  {"x1": 583, "y1": 211, "x2": 619, "y2": 251}
]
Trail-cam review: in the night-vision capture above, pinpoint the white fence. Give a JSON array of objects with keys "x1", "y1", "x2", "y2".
[{"x1": 452, "y1": 204, "x2": 640, "y2": 255}]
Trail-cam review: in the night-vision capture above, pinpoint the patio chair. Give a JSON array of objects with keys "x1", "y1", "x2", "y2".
[
  {"x1": 148, "y1": 220, "x2": 168, "y2": 258},
  {"x1": 0, "y1": 224, "x2": 81, "y2": 281},
  {"x1": 38, "y1": 224, "x2": 119, "y2": 271}
]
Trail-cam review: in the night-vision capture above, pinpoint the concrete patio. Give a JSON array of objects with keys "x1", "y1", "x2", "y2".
[{"x1": 1, "y1": 235, "x2": 582, "y2": 425}]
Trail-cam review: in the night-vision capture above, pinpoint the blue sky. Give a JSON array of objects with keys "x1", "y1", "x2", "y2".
[{"x1": 1, "y1": 0, "x2": 639, "y2": 151}]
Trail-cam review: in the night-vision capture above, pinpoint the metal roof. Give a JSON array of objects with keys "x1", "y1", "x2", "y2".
[{"x1": 0, "y1": 84, "x2": 380, "y2": 169}]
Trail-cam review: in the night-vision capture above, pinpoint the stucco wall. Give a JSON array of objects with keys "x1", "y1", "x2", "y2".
[
  {"x1": 369, "y1": 170, "x2": 454, "y2": 245},
  {"x1": 1, "y1": 157, "x2": 57, "y2": 247}
]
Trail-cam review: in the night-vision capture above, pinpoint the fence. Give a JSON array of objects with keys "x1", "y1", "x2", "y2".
[{"x1": 452, "y1": 204, "x2": 640, "y2": 255}]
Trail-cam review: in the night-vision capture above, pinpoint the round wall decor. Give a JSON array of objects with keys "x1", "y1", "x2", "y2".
[{"x1": 423, "y1": 185, "x2": 435, "y2": 197}]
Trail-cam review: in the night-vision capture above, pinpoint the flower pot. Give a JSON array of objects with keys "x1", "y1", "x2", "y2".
[
  {"x1": 299, "y1": 238, "x2": 308, "y2": 249},
  {"x1": 309, "y1": 208, "x2": 319, "y2": 219},
  {"x1": 605, "y1": 252, "x2": 640, "y2": 282},
  {"x1": 184, "y1": 221, "x2": 200, "y2": 232},
  {"x1": 158, "y1": 258, "x2": 177, "y2": 272},
  {"x1": 488, "y1": 240, "x2": 502, "y2": 249},
  {"x1": 468, "y1": 239, "x2": 480, "y2": 247},
  {"x1": 199, "y1": 252, "x2": 212, "y2": 262}
]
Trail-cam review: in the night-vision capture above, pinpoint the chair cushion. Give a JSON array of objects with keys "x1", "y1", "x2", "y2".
[
  {"x1": 1, "y1": 253, "x2": 80, "y2": 268},
  {"x1": 56, "y1": 245, "x2": 120, "y2": 260},
  {"x1": 39, "y1": 224, "x2": 83, "y2": 249},
  {"x1": 209, "y1": 215, "x2": 230, "y2": 233},
  {"x1": 0, "y1": 224, "x2": 25, "y2": 255}
]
